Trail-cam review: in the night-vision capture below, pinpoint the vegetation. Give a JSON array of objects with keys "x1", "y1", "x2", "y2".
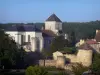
[
  {"x1": 62, "y1": 47, "x2": 77, "y2": 54},
  {"x1": 0, "y1": 29, "x2": 26, "y2": 69},
  {"x1": 25, "y1": 66, "x2": 69, "y2": 75},
  {"x1": 42, "y1": 35, "x2": 77, "y2": 57},
  {"x1": 50, "y1": 35, "x2": 65, "y2": 53},
  {"x1": 72, "y1": 63, "x2": 89, "y2": 75},
  {"x1": 25, "y1": 65, "x2": 48, "y2": 75},
  {"x1": 91, "y1": 53, "x2": 100, "y2": 74}
]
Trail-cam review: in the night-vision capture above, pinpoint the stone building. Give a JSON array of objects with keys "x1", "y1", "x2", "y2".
[
  {"x1": 39, "y1": 43, "x2": 93, "y2": 70},
  {"x1": 5, "y1": 14, "x2": 65, "y2": 52}
]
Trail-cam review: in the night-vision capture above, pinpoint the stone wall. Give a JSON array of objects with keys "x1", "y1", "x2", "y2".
[
  {"x1": 39, "y1": 49, "x2": 93, "y2": 70},
  {"x1": 77, "y1": 50, "x2": 93, "y2": 67},
  {"x1": 64, "y1": 54, "x2": 77, "y2": 63},
  {"x1": 39, "y1": 60, "x2": 56, "y2": 67},
  {"x1": 53, "y1": 49, "x2": 93, "y2": 67}
]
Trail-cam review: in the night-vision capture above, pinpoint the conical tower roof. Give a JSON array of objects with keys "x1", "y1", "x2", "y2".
[{"x1": 46, "y1": 14, "x2": 62, "y2": 22}]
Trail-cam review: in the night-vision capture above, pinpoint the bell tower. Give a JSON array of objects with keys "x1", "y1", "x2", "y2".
[{"x1": 45, "y1": 14, "x2": 62, "y2": 34}]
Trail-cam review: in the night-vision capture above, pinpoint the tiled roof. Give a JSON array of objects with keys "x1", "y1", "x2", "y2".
[
  {"x1": 46, "y1": 14, "x2": 62, "y2": 22},
  {"x1": 42, "y1": 30, "x2": 56, "y2": 37},
  {"x1": 78, "y1": 43, "x2": 93, "y2": 50},
  {"x1": 86, "y1": 40, "x2": 98, "y2": 44},
  {"x1": 5, "y1": 25, "x2": 41, "y2": 32},
  {"x1": 95, "y1": 30, "x2": 100, "y2": 42}
]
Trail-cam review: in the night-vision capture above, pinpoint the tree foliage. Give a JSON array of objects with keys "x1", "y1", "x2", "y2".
[
  {"x1": 50, "y1": 35, "x2": 65, "y2": 52},
  {"x1": 25, "y1": 65, "x2": 48, "y2": 75},
  {"x1": 72, "y1": 63, "x2": 89, "y2": 75},
  {"x1": 0, "y1": 29, "x2": 25, "y2": 69},
  {"x1": 91, "y1": 53, "x2": 100, "y2": 74}
]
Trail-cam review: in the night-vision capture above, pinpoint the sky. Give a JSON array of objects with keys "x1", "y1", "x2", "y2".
[{"x1": 0, "y1": 0, "x2": 100, "y2": 23}]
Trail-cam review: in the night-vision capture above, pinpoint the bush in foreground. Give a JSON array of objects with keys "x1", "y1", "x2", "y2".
[
  {"x1": 91, "y1": 53, "x2": 100, "y2": 75},
  {"x1": 72, "y1": 63, "x2": 89, "y2": 75},
  {"x1": 25, "y1": 65, "x2": 48, "y2": 75}
]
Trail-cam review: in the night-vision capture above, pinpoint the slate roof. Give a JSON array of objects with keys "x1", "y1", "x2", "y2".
[
  {"x1": 46, "y1": 14, "x2": 62, "y2": 22},
  {"x1": 78, "y1": 43, "x2": 93, "y2": 50},
  {"x1": 5, "y1": 25, "x2": 41, "y2": 32},
  {"x1": 95, "y1": 30, "x2": 100, "y2": 42},
  {"x1": 42, "y1": 30, "x2": 56, "y2": 37}
]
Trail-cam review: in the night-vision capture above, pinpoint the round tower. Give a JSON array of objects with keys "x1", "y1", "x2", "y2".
[
  {"x1": 56, "y1": 56, "x2": 66, "y2": 68},
  {"x1": 77, "y1": 43, "x2": 93, "y2": 67}
]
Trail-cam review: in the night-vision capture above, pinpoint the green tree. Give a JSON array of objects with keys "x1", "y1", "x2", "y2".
[
  {"x1": 50, "y1": 35, "x2": 65, "y2": 55},
  {"x1": 0, "y1": 29, "x2": 26, "y2": 69},
  {"x1": 25, "y1": 65, "x2": 48, "y2": 75},
  {"x1": 91, "y1": 53, "x2": 100, "y2": 74},
  {"x1": 72, "y1": 63, "x2": 89, "y2": 75},
  {"x1": 68, "y1": 31, "x2": 76, "y2": 47}
]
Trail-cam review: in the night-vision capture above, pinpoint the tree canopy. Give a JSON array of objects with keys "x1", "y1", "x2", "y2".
[{"x1": 0, "y1": 29, "x2": 26, "y2": 69}]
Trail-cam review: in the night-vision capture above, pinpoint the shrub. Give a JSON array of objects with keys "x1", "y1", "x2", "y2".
[
  {"x1": 63, "y1": 47, "x2": 77, "y2": 54},
  {"x1": 25, "y1": 65, "x2": 48, "y2": 75},
  {"x1": 91, "y1": 53, "x2": 100, "y2": 74},
  {"x1": 57, "y1": 71, "x2": 69, "y2": 75},
  {"x1": 72, "y1": 63, "x2": 89, "y2": 75}
]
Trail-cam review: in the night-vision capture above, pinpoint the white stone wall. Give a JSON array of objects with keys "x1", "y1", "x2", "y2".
[
  {"x1": 31, "y1": 37, "x2": 37, "y2": 52},
  {"x1": 39, "y1": 37, "x2": 44, "y2": 52},
  {"x1": 6, "y1": 31, "x2": 44, "y2": 52},
  {"x1": 5, "y1": 31, "x2": 18, "y2": 43}
]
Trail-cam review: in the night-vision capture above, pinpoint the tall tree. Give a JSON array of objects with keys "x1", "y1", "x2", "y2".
[
  {"x1": 0, "y1": 30, "x2": 25, "y2": 69},
  {"x1": 68, "y1": 31, "x2": 76, "y2": 47}
]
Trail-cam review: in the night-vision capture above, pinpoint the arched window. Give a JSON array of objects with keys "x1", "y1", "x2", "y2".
[{"x1": 21, "y1": 35, "x2": 25, "y2": 45}]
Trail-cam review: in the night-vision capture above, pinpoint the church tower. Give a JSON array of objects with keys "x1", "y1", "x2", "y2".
[{"x1": 45, "y1": 14, "x2": 62, "y2": 34}]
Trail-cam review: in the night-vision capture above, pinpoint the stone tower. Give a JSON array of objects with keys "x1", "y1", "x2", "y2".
[
  {"x1": 45, "y1": 14, "x2": 62, "y2": 34},
  {"x1": 56, "y1": 56, "x2": 66, "y2": 68},
  {"x1": 77, "y1": 43, "x2": 93, "y2": 67}
]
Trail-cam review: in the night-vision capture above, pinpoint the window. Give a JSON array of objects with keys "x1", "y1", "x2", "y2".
[
  {"x1": 21, "y1": 35, "x2": 25, "y2": 45},
  {"x1": 28, "y1": 35, "x2": 30, "y2": 42}
]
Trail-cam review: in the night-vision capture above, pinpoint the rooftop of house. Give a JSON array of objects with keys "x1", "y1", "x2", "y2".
[
  {"x1": 78, "y1": 43, "x2": 93, "y2": 50},
  {"x1": 42, "y1": 30, "x2": 56, "y2": 37},
  {"x1": 46, "y1": 14, "x2": 62, "y2": 22},
  {"x1": 86, "y1": 39, "x2": 98, "y2": 44},
  {"x1": 5, "y1": 25, "x2": 41, "y2": 32}
]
